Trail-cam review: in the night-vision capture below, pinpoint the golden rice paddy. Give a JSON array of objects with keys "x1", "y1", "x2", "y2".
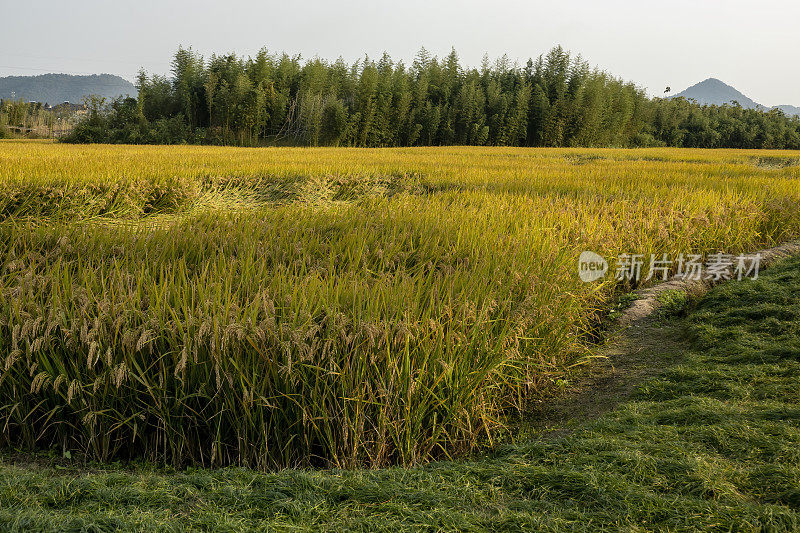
[{"x1": 1, "y1": 139, "x2": 798, "y2": 468}]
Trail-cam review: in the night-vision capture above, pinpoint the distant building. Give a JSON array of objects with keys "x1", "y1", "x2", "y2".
[{"x1": 51, "y1": 102, "x2": 87, "y2": 113}]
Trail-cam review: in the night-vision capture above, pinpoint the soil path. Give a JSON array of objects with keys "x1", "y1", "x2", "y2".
[{"x1": 531, "y1": 240, "x2": 800, "y2": 437}]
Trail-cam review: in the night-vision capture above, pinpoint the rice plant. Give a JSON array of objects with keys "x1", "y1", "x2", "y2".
[{"x1": 0, "y1": 139, "x2": 798, "y2": 468}]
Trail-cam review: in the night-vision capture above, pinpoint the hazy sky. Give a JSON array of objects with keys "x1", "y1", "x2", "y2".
[{"x1": 1, "y1": 0, "x2": 798, "y2": 105}]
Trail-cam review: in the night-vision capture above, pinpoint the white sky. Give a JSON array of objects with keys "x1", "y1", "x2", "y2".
[{"x1": 0, "y1": 0, "x2": 797, "y2": 106}]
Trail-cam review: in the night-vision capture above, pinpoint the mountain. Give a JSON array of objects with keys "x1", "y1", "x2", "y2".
[
  {"x1": 775, "y1": 105, "x2": 800, "y2": 118},
  {"x1": 0, "y1": 73, "x2": 136, "y2": 105},
  {"x1": 671, "y1": 78, "x2": 799, "y2": 117},
  {"x1": 671, "y1": 78, "x2": 761, "y2": 109}
]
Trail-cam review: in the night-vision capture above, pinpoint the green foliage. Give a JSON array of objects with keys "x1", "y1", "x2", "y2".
[
  {"x1": 605, "y1": 291, "x2": 639, "y2": 322},
  {"x1": 647, "y1": 97, "x2": 800, "y2": 148},
  {"x1": 320, "y1": 98, "x2": 347, "y2": 145},
  {"x1": 656, "y1": 289, "x2": 691, "y2": 317},
  {"x1": 61, "y1": 46, "x2": 799, "y2": 148},
  {"x1": 0, "y1": 99, "x2": 63, "y2": 138}
]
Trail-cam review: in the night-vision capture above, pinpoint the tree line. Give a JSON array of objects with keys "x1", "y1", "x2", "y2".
[
  {"x1": 64, "y1": 46, "x2": 800, "y2": 149},
  {"x1": 1, "y1": 99, "x2": 80, "y2": 139}
]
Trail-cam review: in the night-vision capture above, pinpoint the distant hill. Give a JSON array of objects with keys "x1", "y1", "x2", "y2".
[
  {"x1": 775, "y1": 104, "x2": 800, "y2": 117},
  {"x1": 671, "y1": 78, "x2": 761, "y2": 109},
  {"x1": 671, "y1": 78, "x2": 799, "y2": 117},
  {"x1": 0, "y1": 73, "x2": 136, "y2": 105}
]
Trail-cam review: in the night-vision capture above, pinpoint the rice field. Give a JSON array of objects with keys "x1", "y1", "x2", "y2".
[{"x1": 1, "y1": 139, "x2": 799, "y2": 469}]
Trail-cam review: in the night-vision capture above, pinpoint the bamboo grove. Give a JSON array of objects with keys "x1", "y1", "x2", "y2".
[{"x1": 65, "y1": 46, "x2": 800, "y2": 149}]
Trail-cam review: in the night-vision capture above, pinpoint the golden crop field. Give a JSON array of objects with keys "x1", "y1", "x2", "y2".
[{"x1": 1, "y1": 139, "x2": 799, "y2": 469}]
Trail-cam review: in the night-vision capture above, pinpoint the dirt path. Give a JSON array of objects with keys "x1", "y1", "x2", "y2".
[{"x1": 530, "y1": 240, "x2": 800, "y2": 437}]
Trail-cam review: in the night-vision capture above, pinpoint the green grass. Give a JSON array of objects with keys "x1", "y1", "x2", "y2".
[{"x1": 1, "y1": 254, "x2": 798, "y2": 531}]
